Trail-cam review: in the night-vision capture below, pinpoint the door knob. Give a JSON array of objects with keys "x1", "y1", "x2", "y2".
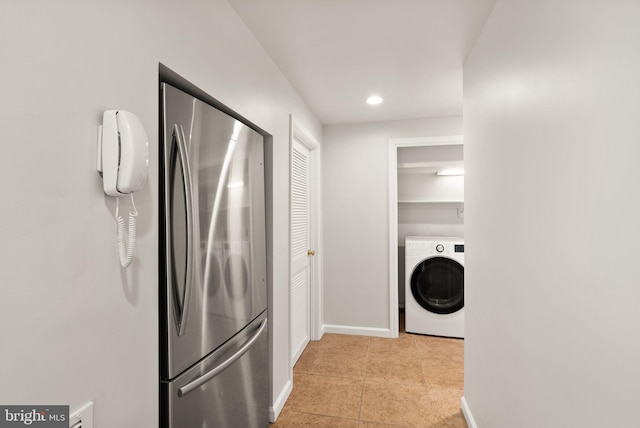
[{"x1": 307, "y1": 249, "x2": 315, "y2": 256}]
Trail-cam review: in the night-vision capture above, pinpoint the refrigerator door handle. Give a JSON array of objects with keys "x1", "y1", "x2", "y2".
[
  {"x1": 177, "y1": 318, "x2": 268, "y2": 398},
  {"x1": 170, "y1": 124, "x2": 194, "y2": 337}
]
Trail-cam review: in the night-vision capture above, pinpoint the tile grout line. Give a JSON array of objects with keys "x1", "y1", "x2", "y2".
[
  {"x1": 412, "y1": 333, "x2": 431, "y2": 392},
  {"x1": 357, "y1": 336, "x2": 371, "y2": 423}
]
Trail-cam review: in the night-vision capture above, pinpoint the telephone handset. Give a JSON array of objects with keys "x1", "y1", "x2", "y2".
[
  {"x1": 97, "y1": 110, "x2": 149, "y2": 268},
  {"x1": 97, "y1": 110, "x2": 149, "y2": 196}
]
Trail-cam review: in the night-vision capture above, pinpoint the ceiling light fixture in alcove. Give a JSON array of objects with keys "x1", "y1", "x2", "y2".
[
  {"x1": 436, "y1": 168, "x2": 465, "y2": 176},
  {"x1": 366, "y1": 95, "x2": 384, "y2": 105}
]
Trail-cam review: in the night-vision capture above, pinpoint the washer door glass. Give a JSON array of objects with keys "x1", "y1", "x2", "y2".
[{"x1": 411, "y1": 256, "x2": 464, "y2": 314}]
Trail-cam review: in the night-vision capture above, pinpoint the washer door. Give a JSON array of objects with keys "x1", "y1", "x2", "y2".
[{"x1": 410, "y1": 256, "x2": 464, "y2": 315}]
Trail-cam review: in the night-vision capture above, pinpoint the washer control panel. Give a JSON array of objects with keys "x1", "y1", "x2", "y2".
[{"x1": 405, "y1": 238, "x2": 464, "y2": 257}]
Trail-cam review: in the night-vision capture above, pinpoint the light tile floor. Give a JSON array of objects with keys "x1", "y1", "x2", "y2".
[{"x1": 271, "y1": 313, "x2": 467, "y2": 427}]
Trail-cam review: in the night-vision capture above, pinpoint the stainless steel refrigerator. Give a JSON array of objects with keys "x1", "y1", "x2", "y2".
[{"x1": 159, "y1": 82, "x2": 268, "y2": 428}]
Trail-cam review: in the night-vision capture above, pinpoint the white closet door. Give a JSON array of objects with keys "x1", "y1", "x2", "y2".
[{"x1": 290, "y1": 138, "x2": 311, "y2": 365}]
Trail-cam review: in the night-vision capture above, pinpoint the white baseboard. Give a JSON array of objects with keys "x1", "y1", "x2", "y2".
[
  {"x1": 269, "y1": 379, "x2": 292, "y2": 423},
  {"x1": 323, "y1": 324, "x2": 392, "y2": 338},
  {"x1": 461, "y1": 396, "x2": 478, "y2": 428}
]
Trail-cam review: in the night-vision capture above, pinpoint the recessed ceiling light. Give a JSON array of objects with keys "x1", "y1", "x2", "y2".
[{"x1": 366, "y1": 95, "x2": 383, "y2": 105}]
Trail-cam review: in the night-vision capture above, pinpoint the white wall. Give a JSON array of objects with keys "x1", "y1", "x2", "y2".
[
  {"x1": 322, "y1": 117, "x2": 462, "y2": 333},
  {"x1": 464, "y1": 0, "x2": 640, "y2": 426},
  {"x1": 0, "y1": 1, "x2": 320, "y2": 425}
]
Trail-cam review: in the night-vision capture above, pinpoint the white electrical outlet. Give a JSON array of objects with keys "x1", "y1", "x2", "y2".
[{"x1": 69, "y1": 402, "x2": 93, "y2": 428}]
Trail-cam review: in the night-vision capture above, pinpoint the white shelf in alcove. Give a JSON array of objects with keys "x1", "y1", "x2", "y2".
[
  {"x1": 397, "y1": 160, "x2": 463, "y2": 169},
  {"x1": 398, "y1": 200, "x2": 464, "y2": 204},
  {"x1": 397, "y1": 161, "x2": 464, "y2": 176}
]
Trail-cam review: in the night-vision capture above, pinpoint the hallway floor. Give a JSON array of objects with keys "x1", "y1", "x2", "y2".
[{"x1": 271, "y1": 313, "x2": 467, "y2": 427}]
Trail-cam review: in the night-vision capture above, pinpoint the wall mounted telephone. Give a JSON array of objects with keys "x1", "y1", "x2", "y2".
[{"x1": 97, "y1": 110, "x2": 149, "y2": 268}]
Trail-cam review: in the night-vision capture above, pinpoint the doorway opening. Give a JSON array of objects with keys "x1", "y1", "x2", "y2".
[{"x1": 388, "y1": 136, "x2": 464, "y2": 337}]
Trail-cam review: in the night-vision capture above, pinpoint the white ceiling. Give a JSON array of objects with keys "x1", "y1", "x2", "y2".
[{"x1": 228, "y1": 0, "x2": 497, "y2": 125}]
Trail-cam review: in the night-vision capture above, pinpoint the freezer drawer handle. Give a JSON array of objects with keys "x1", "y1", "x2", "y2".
[{"x1": 177, "y1": 318, "x2": 268, "y2": 398}]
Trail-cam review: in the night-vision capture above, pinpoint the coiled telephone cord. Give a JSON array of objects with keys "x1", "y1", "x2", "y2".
[{"x1": 115, "y1": 193, "x2": 138, "y2": 268}]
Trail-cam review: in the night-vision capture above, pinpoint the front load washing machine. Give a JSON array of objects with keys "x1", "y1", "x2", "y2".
[{"x1": 405, "y1": 236, "x2": 464, "y2": 338}]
